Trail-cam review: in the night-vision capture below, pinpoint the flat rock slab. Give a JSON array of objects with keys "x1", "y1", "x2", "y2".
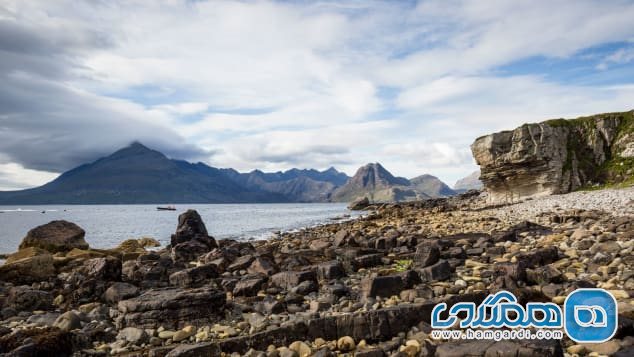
[{"x1": 116, "y1": 287, "x2": 225, "y2": 329}]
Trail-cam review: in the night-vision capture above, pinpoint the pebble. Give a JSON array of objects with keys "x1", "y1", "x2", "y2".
[{"x1": 337, "y1": 336, "x2": 355, "y2": 352}]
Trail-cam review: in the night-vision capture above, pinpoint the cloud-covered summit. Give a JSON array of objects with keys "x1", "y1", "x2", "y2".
[{"x1": 1, "y1": 0, "x2": 634, "y2": 190}]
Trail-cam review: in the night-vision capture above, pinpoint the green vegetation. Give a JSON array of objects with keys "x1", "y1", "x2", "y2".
[
  {"x1": 544, "y1": 110, "x2": 634, "y2": 190},
  {"x1": 393, "y1": 259, "x2": 413, "y2": 272}
]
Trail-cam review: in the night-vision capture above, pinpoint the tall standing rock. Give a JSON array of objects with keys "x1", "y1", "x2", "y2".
[
  {"x1": 19, "y1": 220, "x2": 89, "y2": 253},
  {"x1": 171, "y1": 210, "x2": 217, "y2": 249},
  {"x1": 170, "y1": 210, "x2": 217, "y2": 263}
]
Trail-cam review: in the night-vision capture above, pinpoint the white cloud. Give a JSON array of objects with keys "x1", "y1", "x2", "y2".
[
  {"x1": 1, "y1": 0, "x2": 634, "y2": 187},
  {"x1": 597, "y1": 45, "x2": 634, "y2": 69},
  {"x1": 0, "y1": 163, "x2": 57, "y2": 190}
]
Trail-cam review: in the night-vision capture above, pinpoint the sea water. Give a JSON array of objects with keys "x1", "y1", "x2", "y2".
[{"x1": 0, "y1": 203, "x2": 359, "y2": 253}]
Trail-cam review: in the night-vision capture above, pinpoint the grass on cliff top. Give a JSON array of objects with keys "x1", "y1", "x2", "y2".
[{"x1": 543, "y1": 110, "x2": 634, "y2": 133}]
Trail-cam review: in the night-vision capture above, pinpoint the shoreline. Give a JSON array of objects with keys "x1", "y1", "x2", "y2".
[{"x1": 0, "y1": 187, "x2": 633, "y2": 356}]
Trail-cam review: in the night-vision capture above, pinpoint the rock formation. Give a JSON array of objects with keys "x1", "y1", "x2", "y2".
[
  {"x1": 453, "y1": 170, "x2": 483, "y2": 192},
  {"x1": 472, "y1": 110, "x2": 634, "y2": 203}
]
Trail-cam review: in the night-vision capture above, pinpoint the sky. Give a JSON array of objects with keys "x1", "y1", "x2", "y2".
[{"x1": 1, "y1": 0, "x2": 634, "y2": 190}]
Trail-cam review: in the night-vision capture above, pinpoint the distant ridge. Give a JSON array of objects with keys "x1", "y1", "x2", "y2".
[
  {"x1": 0, "y1": 143, "x2": 347, "y2": 204},
  {"x1": 0, "y1": 143, "x2": 458, "y2": 204},
  {"x1": 453, "y1": 170, "x2": 483, "y2": 192},
  {"x1": 331, "y1": 163, "x2": 438, "y2": 203}
]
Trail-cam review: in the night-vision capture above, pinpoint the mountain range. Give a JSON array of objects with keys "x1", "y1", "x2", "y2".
[{"x1": 0, "y1": 142, "x2": 470, "y2": 204}]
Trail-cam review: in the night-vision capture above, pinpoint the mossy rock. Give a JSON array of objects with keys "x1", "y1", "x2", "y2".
[{"x1": 5, "y1": 246, "x2": 49, "y2": 264}]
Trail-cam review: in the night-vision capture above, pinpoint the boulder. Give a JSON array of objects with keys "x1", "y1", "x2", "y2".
[
  {"x1": 171, "y1": 240, "x2": 211, "y2": 263},
  {"x1": 117, "y1": 327, "x2": 149, "y2": 345},
  {"x1": 228, "y1": 255, "x2": 256, "y2": 272},
  {"x1": 333, "y1": 229, "x2": 356, "y2": 248},
  {"x1": 418, "y1": 260, "x2": 451, "y2": 282},
  {"x1": 171, "y1": 209, "x2": 217, "y2": 249},
  {"x1": 413, "y1": 244, "x2": 440, "y2": 267},
  {"x1": 348, "y1": 197, "x2": 370, "y2": 210},
  {"x1": 169, "y1": 264, "x2": 218, "y2": 288},
  {"x1": 361, "y1": 275, "x2": 404, "y2": 299},
  {"x1": 247, "y1": 256, "x2": 279, "y2": 276},
  {"x1": 233, "y1": 275, "x2": 268, "y2": 297},
  {"x1": 271, "y1": 271, "x2": 317, "y2": 291},
  {"x1": 18, "y1": 220, "x2": 88, "y2": 253},
  {"x1": 7, "y1": 286, "x2": 53, "y2": 311},
  {"x1": 116, "y1": 287, "x2": 226, "y2": 329},
  {"x1": 83, "y1": 256, "x2": 122, "y2": 281},
  {"x1": 314, "y1": 261, "x2": 346, "y2": 280},
  {"x1": 104, "y1": 282, "x2": 140, "y2": 304},
  {"x1": 53, "y1": 311, "x2": 82, "y2": 332}
]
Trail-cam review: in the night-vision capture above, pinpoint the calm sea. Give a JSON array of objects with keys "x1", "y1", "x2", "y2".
[{"x1": 0, "y1": 203, "x2": 359, "y2": 254}]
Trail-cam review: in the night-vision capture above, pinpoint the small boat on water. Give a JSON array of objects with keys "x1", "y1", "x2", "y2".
[{"x1": 156, "y1": 206, "x2": 176, "y2": 211}]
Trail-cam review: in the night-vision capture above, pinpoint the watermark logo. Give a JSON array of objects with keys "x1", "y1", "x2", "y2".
[
  {"x1": 431, "y1": 288, "x2": 617, "y2": 342},
  {"x1": 564, "y1": 288, "x2": 617, "y2": 343}
]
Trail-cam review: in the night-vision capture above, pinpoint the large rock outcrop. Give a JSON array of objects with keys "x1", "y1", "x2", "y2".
[
  {"x1": 472, "y1": 110, "x2": 634, "y2": 203},
  {"x1": 19, "y1": 220, "x2": 88, "y2": 253}
]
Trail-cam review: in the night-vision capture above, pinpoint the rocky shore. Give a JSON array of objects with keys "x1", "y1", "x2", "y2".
[{"x1": 1, "y1": 188, "x2": 634, "y2": 356}]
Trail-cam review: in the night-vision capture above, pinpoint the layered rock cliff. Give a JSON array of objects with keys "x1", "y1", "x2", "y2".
[{"x1": 472, "y1": 110, "x2": 634, "y2": 203}]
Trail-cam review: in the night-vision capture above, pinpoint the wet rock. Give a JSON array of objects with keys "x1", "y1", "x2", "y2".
[
  {"x1": 104, "y1": 282, "x2": 140, "y2": 304},
  {"x1": 19, "y1": 220, "x2": 88, "y2": 253},
  {"x1": 169, "y1": 263, "x2": 218, "y2": 288},
  {"x1": 116, "y1": 287, "x2": 226, "y2": 329}
]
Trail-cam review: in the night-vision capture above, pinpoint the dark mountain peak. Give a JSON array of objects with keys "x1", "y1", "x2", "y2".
[
  {"x1": 107, "y1": 141, "x2": 166, "y2": 161},
  {"x1": 351, "y1": 162, "x2": 409, "y2": 188}
]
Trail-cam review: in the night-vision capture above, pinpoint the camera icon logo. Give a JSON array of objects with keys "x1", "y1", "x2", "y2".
[{"x1": 564, "y1": 288, "x2": 617, "y2": 343}]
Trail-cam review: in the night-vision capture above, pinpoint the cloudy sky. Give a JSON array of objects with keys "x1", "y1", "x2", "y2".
[{"x1": 1, "y1": 0, "x2": 634, "y2": 190}]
